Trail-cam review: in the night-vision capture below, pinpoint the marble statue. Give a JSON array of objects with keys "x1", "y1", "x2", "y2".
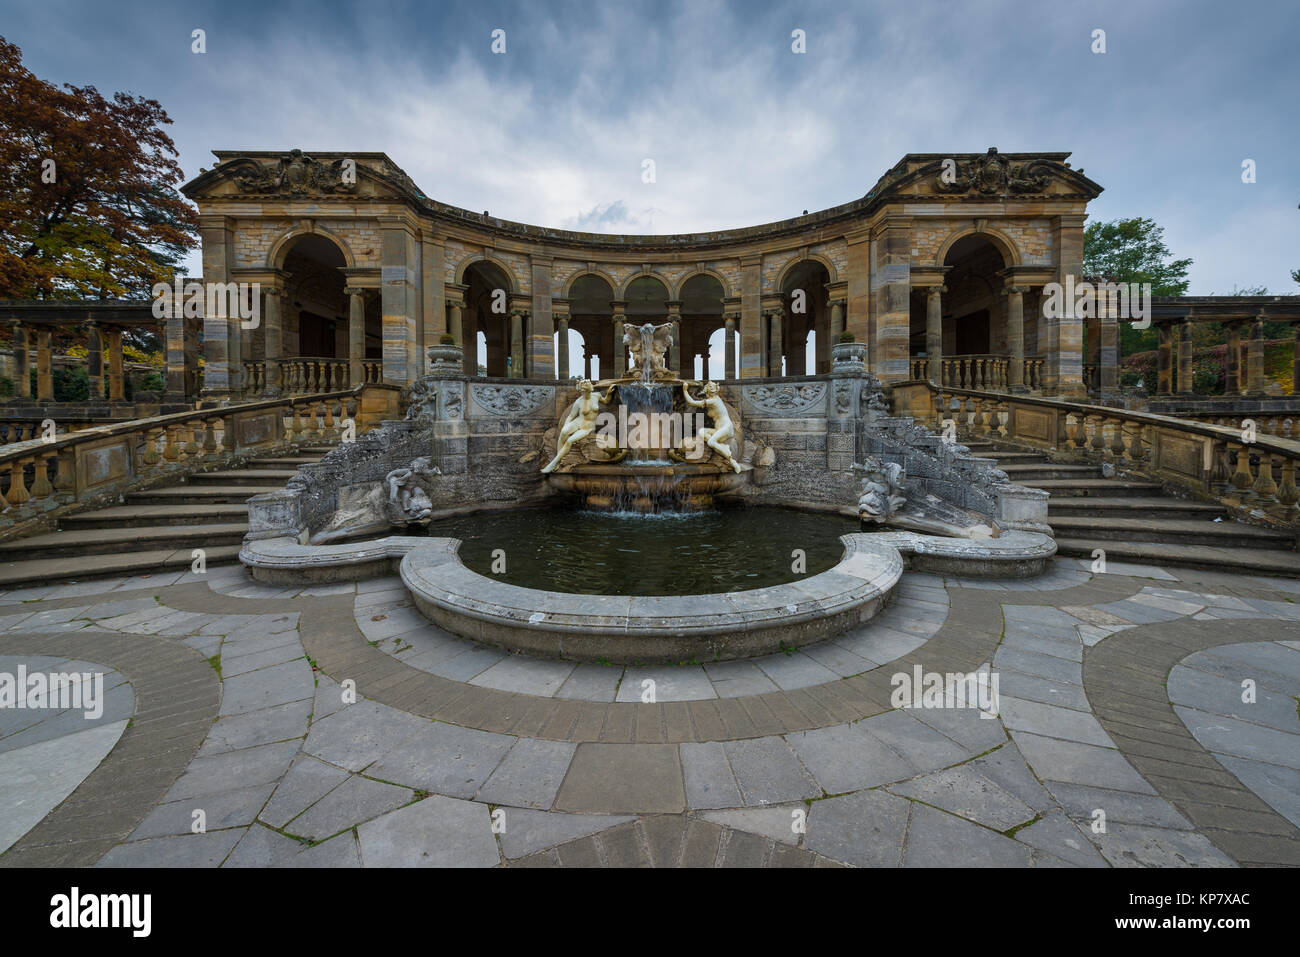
[
  {"x1": 856, "y1": 455, "x2": 907, "y2": 522},
  {"x1": 682, "y1": 380, "x2": 742, "y2": 472},
  {"x1": 541, "y1": 379, "x2": 616, "y2": 473},
  {"x1": 385, "y1": 456, "x2": 439, "y2": 525},
  {"x1": 624, "y1": 322, "x2": 673, "y2": 382}
]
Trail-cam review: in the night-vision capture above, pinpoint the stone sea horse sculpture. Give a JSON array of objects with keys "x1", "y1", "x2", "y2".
[
  {"x1": 624, "y1": 321, "x2": 673, "y2": 381},
  {"x1": 855, "y1": 455, "x2": 907, "y2": 523},
  {"x1": 681, "y1": 380, "x2": 743, "y2": 473},
  {"x1": 541, "y1": 378, "x2": 617, "y2": 473},
  {"x1": 385, "y1": 456, "x2": 439, "y2": 525}
]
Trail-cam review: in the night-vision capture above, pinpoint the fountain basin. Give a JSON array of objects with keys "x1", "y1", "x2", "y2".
[
  {"x1": 399, "y1": 533, "x2": 902, "y2": 663},
  {"x1": 545, "y1": 462, "x2": 751, "y2": 512}
]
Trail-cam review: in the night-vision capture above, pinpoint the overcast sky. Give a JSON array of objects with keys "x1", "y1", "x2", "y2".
[{"x1": 7, "y1": 0, "x2": 1297, "y2": 294}]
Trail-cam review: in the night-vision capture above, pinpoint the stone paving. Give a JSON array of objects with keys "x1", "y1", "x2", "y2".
[{"x1": 0, "y1": 558, "x2": 1296, "y2": 867}]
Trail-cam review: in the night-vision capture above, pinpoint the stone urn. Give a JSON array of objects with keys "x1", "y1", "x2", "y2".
[
  {"x1": 426, "y1": 343, "x2": 464, "y2": 378},
  {"x1": 831, "y1": 341, "x2": 867, "y2": 374}
]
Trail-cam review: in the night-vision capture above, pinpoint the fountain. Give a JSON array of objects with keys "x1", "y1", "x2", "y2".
[
  {"x1": 238, "y1": 332, "x2": 1058, "y2": 663},
  {"x1": 540, "y1": 321, "x2": 753, "y2": 512}
]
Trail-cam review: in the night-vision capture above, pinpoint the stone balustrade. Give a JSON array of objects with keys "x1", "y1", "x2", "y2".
[
  {"x1": 0, "y1": 383, "x2": 402, "y2": 541},
  {"x1": 909, "y1": 354, "x2": 1044, "y2": 394},
  {"x1": 242, "y1": 357, "x2": 384, "y2": 396},
  {"x1": 892, "y1": 381, "x2": 1300, "y2": 532}
]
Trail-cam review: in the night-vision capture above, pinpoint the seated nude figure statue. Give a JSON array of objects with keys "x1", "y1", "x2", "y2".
[
  {"x1": 682, "y1": 380, "x2": 742, "y2": 473},
  {"x1": 541, "y1": 378, "x2": 616, "y2": 473}
]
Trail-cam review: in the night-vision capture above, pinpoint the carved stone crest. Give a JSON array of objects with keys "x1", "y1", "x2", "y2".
[
  {"x1": 226, "y1": 149, "x2": 357, "y2": 196},
  {"x1": 471, "y1": 384, "x2": 555, "y2": 416},
  {"x1": 935, "y1": 149, "x2": 1052, "y2": 196}
]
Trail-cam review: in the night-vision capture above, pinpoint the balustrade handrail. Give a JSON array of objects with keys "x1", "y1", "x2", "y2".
[
  {"x1": 930, "y1": 382, "x2": 1300, "y2": 460},
  {"x1": 0, "y1": 385, "x2": 370, "y2": 466}
]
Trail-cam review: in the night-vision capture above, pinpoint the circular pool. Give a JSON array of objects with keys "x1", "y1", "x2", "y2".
[{"x1": 422, "y1": 506, "x2": 860, "y2": 596}]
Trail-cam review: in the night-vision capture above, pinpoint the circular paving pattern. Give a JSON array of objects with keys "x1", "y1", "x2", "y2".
[{"x1": 0, "y1": 556, "x2": 1296, "y2": 868}]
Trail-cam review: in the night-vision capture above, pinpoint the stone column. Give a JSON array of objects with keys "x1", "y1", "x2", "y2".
[
  {"x1": 447, "y1": 298, "x2": 464, "y2": 347},
  {"x1": 380, "y1": 218, "x2": 420, "y2": 386},
  {"x1": 86, "y1": 321, "x2": 104, "y2": 401},
  {"x1": 35, "y1": 328, "x2": 52, "y2": 401},
  {"x1": 10, "y1": 322, "x2": 29, "y2": 400},
  {"x1": 739, "y1": 258, "x2": 763, "y2": 378},
  {"x1": 346, "y1": 287, "x2": 366, "y2": 388},
  {"x1": 871, "y1": 217, "x2": 912, "y2": 382},
  {"x1": 1003, "y1": 285, "x2": 1024, "y2": 391},
  {"x1": 767, "y1": 310, "x2": 784, "y2": 376},
  {"x1": 528, "y1": 257, "x2": 555, "y2": 379},
  {"x1": 1047, "y1": 214, "x2": 1087, "y2": 398},
  {"x1": 667, "y1": 300, "x2": 682, "y2": 375},
  {"x1": 107, "y1": 327, "x2": 124, "y2": 401},
  {"x1": 165, "y1": 314, "x2": 189, "y2": 403},
  {"x1": 1099, "y1": 308, "x2": 1120, "y2": 400},
  {"x1": 1293, "y1": 321, "x2": 1300, "y2": 399},
  {"x1": 1247, "y1": 315, "x2": 1266, "y2": 395},
  {"x1": 509, "y1": 310, "x2": 525, "y2": 378},
  {"x1": 1177, "y1": 317, "x2": 1195, "y2": 395},
  {"x1": 925, "y1": 286, "x2": 945, "y2": 383},
  {"x1": 724, "y1": 315, "x2": 737, "y2": 380},
  {"x1": 556, "y1": 313, "x2": 570, "y2": 379},
  {"x1": 1225, "y1": 320, "x2": 1243, "y2": 395},
  {"x1": 830, "y1": 299, "x2": 845, "y2": 340},
  {"x1": 264, "y1": 284, "x2": 284, "y2": 395},
  {"x1": 612, "y1": 301, "x2": 627, "y2": 378},
  {"x1": 1156, "y1": 321, "x2": 1173, "y2": 396}
]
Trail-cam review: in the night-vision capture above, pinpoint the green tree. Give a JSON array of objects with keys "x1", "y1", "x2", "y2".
[{"x1": 1084, "y1": 217, "x2": 1193, "y2": 356}]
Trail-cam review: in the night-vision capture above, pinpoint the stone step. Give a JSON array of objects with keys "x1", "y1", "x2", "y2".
[
  {"x1": 0, "y1": 544, "x2": 244, "y2": 587},
  {"x1": 125, "y1": 485, "x2": 268, "y2": 505},
  {"x1": 982, "y1": 451, "x2": 1050, "y2": 462},
  {"x1": 1032, "y1": 478, "x2": 1167, "y2": 498},
  {"x1": 1048, "y1": 496, "x2": 1226, "y2": 521},
  {"x1": 298, "y1": 445, "x2": 337, "y2": 454},
  {"x1": 0, "y1": 523, "x2": 248, "y2": 560},
  {"x1": 60, "y1": 503, "x2": 250, "y2": 529},
  {"x1": 1054, "y1": 536, "x2": 1300, "y2": 577},
  {"x1": 185, "y1": 469, "x2": 300, "y2": 486},
  {"x1": 997, "y1": 463, "x2": 1105, "y2": 481},
  {"x1": 1049, "y1": 514, "x2": 1295, "y2": 549},
  {"x1": 246, "y1": 456, "x2": 323, "y2": 468}
]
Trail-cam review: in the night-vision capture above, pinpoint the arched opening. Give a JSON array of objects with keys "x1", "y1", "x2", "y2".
[
  {"x1": 274, "y1": 233, "x2": 371, "y2": 391},
  {"x1": 925, "y1": 234, "x2": 1011, "y2": 360},
  {"x1": 680, "y1": 274, "x2": 725, "y2": 378},
  {"x1": 464, "y1": 260, "x2": 513, "y2": 377},
  {"x1": 781, "y1": 260, "x2": 831, "y2": 375},
  {"x1": 705, "y1": 325, "x2": 739, "y2": 380},
  {"x1": 568, "y1": 274, "x2": 614, "y2": 380},
  {"x1": 553, "y1": 326, "x2": 588, "y2": 379}
]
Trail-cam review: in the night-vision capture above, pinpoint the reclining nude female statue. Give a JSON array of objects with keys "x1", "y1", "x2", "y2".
[
  {"x1": 541, "y1": 379, "x2": 617, "y2": 473},
  {"x1": 682, "y1": 380, "x2": 742, "y2": 472}
]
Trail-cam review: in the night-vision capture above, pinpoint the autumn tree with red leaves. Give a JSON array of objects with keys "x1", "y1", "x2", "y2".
[{"x1": 0, "y1": 36, "x2": 198, "y2": 300}]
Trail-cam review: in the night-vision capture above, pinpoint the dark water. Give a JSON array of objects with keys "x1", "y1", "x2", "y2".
[{"x1": 422, "y1": 507, "x2": 860, "y2": 595}]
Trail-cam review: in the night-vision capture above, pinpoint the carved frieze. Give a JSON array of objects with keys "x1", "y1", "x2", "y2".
[
  {"x1": 471, "y1": 384, "x2": 555, "y2": 416},
  {"x1": 742, "y1": 382, "x2": 826, "y2": 416}
]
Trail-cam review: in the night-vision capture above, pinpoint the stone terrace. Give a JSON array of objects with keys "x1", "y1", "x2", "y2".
[{"x1": 0, "y1": 555, "x2": 1296, "y2": 868}]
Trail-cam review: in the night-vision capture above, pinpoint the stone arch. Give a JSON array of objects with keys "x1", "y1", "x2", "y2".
[
  {"x1": 267, "y1": 223, "x2": 356, "y2": 270},
  {"x1": 934, "y1": 226, "x2": 1021, "y2": 269},
  {"x1": 563, "y1": 267, "x2": 620, "y2": 299},
  {"x1": 774, "y1": 252, "x2": 837, "y2": 291},
  {"x1": 454, "y1": 252, "x2": 520, "y2": 293},
  {"x1": 616, "y1": 270, "x2": 671, "y2": 301},
  {"x1": 670, "y1": 267, "x2": 733, "y2": 300}
]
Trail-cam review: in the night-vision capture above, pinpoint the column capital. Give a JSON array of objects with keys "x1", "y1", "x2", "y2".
[{"x1": 1004, "y1": 283, "x2": 1026, "y2": 296}]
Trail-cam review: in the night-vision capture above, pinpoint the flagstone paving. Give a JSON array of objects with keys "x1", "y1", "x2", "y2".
[{"x1": 0, "y1": 557, "x2": 1295, "y2": 867}]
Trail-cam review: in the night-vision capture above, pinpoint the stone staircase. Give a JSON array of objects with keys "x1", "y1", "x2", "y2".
[
  {"x1": 0, "y1": 447, "x2": 333, "y2": 587},
  {"x1": 964, "y1": 440, "x2": 1300, "y2": 577}
]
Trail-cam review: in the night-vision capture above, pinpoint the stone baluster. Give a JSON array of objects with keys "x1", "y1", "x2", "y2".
[
  {"x1": 142, "y1": 427, "x2": 163, "y2": 466},
  {"x1": 6, "y1": 457, "x2": 30, "y2": 506},
  {"x1": 1228, "y1": 443, "x2": 1254, "y2": 498},
  {"x1": 202, "y1": 419, "x2": 220, "y2": 464},
  {"x1": 162, "y1": 425, "x2": 181, "y2": 463},
  {"x1": 1274, "y1": 457, "x2": 1299, "y2": 519},
  {"x1": 1107, "y1": 417, "x2": 1127, "y2": 462},
  {"x1": 1252, "y1": 452, "x2": 1279, "y2": 506},
  {"x1": 30, "y1": 452, "x2": 53, "y2": 501}
]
